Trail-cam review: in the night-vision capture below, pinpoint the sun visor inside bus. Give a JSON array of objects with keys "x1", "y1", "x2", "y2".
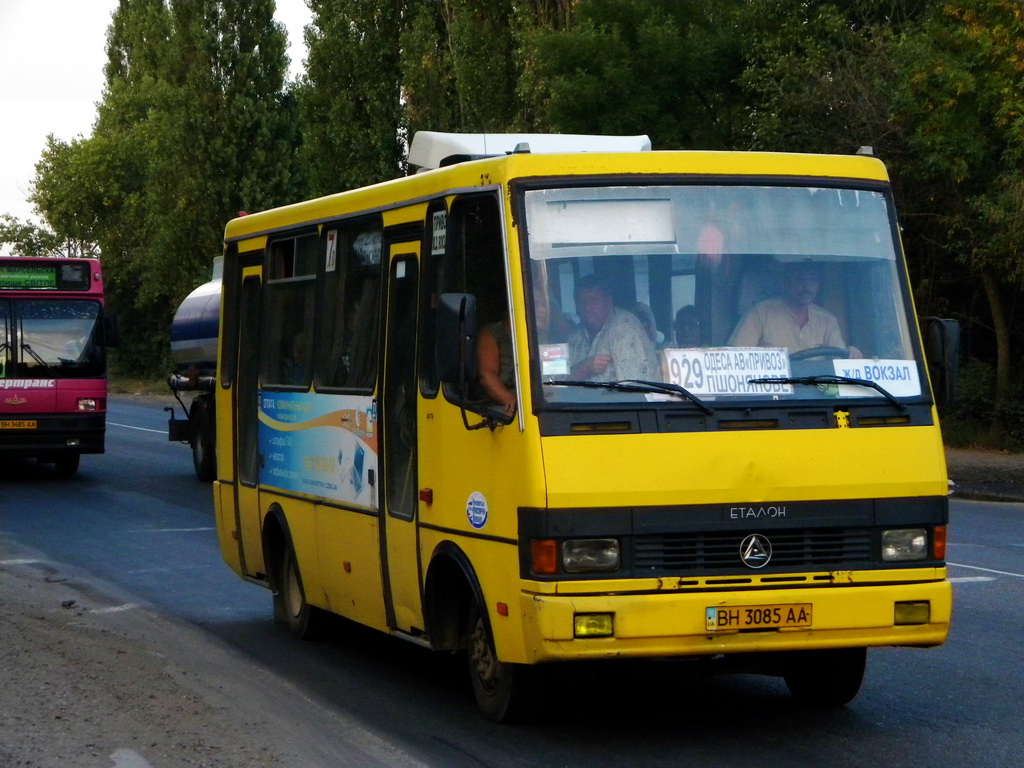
[{"x1": 407, "y1": 131, "x2": 652, "y2": 172}]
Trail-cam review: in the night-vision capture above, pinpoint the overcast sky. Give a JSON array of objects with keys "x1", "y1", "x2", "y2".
[{"x1": 0, "y1": 0, "x2": 312, "y2": 233}]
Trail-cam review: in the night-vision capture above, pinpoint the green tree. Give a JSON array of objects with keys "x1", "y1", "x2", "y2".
[
  {"x1": 528, "y1": 0, "x2": 745, "y2": 148},
  {"x1": 299, "y1": 0, "x2": 406, "y2": 195},
  {"x1": 0, "y1": 214, "x2": 96, "y2": 259},
  {"x1": 32, "y1": 0, "x2": 298, "y2": 376},
  {"x1": 400, "y1": 0, "x2": 572, "y2": 136},
  {"x1": 892, "y1": 0, "x2": 1024, "y2": 442},
  {"x1": 401, "y1": 0, "x2": 461, "y2": 135}
]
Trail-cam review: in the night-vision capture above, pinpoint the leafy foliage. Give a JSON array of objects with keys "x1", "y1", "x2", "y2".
[
  {"x1": 10, "y1": 0, "x2": 1024, "y2": 441},
  {"x1": 31, "y1": 0, "x2": 297, "y2": 376},
  {"x1": 299, "y1": 0, "x2": 406, "y2": 195}
]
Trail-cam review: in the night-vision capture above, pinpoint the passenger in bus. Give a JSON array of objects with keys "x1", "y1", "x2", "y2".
[
  {"x1": 673, "y1": 305, "x2": 701, "y2": 347},
  {"x1": 631, "y1": 302, "x2": 667, "y2": 349},
  {"x1": 281, "y1": 330, "x2": 311, "y2": 384},
  {"x1": 477, "y1": 315, "x2": 517, "y2": 416},
  {"x1": 729, "y1": 263, "x2": 861, "y2": 358},
  {"x1": 568, "y1": 275, "x2": 658, "y2": 382}
]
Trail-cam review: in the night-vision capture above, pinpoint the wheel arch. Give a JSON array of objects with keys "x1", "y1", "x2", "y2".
[
  {"x1": 423, "y1": 540, "x2": 485, "y2": 652},
  {"x1": 261, "y1": 503, "x2": 293, "y2": 591}
]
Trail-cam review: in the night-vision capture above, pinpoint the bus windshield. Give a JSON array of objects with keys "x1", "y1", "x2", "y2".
[
  {"x1": 521, "y1": 183, "x2": 922, "y2": 408},
  {"x1": 0, "y1": 299, "x2": 104, "y2": 379}
]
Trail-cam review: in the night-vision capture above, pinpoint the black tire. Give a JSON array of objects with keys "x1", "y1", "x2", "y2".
[
  {"x1": 783, "y1": 647, "x2": 867, "y2": 706},
  {"x1": 278, "y1": 545, "x2": 327, "y2": 640},
  {"x1": 52, "y1": 453, "x2": 80, "y2": 478},
  {"x1": 466, "y1": 598, "x2": 534, "y2": 723},
  {"x1": 190, "y1": 396, "x2": 216, "y2": 482}
]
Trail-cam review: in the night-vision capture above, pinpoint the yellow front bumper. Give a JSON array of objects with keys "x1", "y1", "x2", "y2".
[{"x1": 516, "y1": 575, "x2": 951, "y2": 663}]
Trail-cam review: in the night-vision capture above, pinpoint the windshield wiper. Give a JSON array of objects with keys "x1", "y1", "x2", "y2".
[
  {"x1": 546, "y1": 378, "x2": 714, "y2": 415},
  {"x1": 21, "y1": 343, "x2": 56, "y2": 373},
  {"x1": 747, "y1": 374, "x2": 905, "y2": 411}
]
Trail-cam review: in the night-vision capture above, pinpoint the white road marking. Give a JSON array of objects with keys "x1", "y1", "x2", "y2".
[
  {"x1": 949, "y1": 562, "x2": 1024, "y2": 579},
  {"x1": 111, "y1": 749, "x2": 155, "y2": 768},
  {"x1": 129, "y1": 528, "x2": 216, "y2": 533},
  {"x1": 107, "y1": 421, "x2": 165, "y2": 434},
  {"x1": 949, "y1": 576, "x2": 996, "y2": 583},
  {"x1": 91, "y1": 603, "x2": 139, "y2": 614},
  {"x1": 0, "y1": 558, "x2": 40, "y2": 565}
]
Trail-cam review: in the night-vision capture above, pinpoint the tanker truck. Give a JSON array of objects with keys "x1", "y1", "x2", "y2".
[{"x1": 166, "y1": 257, "x2": 221, "y2": 481}]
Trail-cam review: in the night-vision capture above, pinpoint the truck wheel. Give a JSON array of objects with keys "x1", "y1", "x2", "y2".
[
  {"x1": 466, "y1": 598, "x2": 534, "y2": 722},
  {"x1": 783, "y1": 647, "x2": 866, "y2": 706},
  {"x1": 189, "y1": 396, "x2": 216, "y2": 482}
]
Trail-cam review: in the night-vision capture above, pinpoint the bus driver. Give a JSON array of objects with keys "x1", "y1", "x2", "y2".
[{"x1": 729, "y1": 262, "x2": 862, "y2": 358}]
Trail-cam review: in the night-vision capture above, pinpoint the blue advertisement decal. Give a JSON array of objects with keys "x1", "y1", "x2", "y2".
[{"x1": 258, "y1": 391, "x2": 378, "y2": 508}]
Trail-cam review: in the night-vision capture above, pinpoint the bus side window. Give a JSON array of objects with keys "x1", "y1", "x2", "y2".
[
  {"x1": 319, "y1": 218, "x2": 383, "y2": 391},
  {"x1": 418, "y1": 199, "x2": 448, "y2": 398},
  {"x1": 442, "y1": 194, "x2": 507, "y2": 409},
  {"x1": 261, "y1": 233, "x2": 318, "y2": 388}
]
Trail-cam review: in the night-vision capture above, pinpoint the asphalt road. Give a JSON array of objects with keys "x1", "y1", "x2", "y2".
[{"x1": 2, "y1": 394, "x2": 1022, "y2": 768}]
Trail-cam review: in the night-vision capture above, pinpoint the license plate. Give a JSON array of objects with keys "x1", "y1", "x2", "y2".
[
  {"x1": 0, "y1": 420, "x2": 36, "y2": 429},
  {"x1": 706, "y1": 603, "x2": 812, "y2": 632}
]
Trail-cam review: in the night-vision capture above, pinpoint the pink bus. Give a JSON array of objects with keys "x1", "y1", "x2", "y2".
[{"x1": 0, "y1": 257, "x2": 117, "y2": 477}]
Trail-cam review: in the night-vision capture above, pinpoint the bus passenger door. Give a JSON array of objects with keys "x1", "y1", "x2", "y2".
[
  {"x1": 233, "y1": 270, "x2": 265, "y2": 578},
  {"x1": 381, "y1": 249, "x2": 422, "y2": 633}
]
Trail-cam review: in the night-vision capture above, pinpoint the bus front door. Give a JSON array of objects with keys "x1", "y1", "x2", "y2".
[{"x1": 380, "y1": 250, "x2": 423, "y2": 633}]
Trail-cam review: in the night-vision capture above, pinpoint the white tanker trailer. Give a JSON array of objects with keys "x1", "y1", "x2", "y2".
[{"x1": 166, "y1": 257, "x2": 221, "y2": 481}]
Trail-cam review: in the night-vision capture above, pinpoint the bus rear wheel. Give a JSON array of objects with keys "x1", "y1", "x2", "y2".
[
  {"x1": 466, "y1": 599, "x2": 534, "y2": 723},
  {"x1": 278, "y1": 545, "x2": 327, "y2": 640},
  {"x1": 783, "y1": 647, "x2": 866, "y2": 706}
]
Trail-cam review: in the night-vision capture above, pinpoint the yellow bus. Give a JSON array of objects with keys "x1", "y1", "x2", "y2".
[{"x1": 213, "y1": 132, "x2": 953, "y2": 721}]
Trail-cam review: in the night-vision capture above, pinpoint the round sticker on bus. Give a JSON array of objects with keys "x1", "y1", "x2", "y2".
[{"x1": 466, "y1": 492, "x2": 489, "y2": 529}]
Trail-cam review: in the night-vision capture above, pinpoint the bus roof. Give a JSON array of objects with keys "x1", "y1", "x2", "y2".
[{"x1": 224, "y1": 145, "x2": 891, "y2": 244}]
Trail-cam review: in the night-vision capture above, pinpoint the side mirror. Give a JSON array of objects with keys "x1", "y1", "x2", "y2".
[
  {"x1": 436, "y1": 293, "x2": 478, "y2": 384},
  {"x1": 920, "y1": 316, "x2": 959, "y2": 410},
  {"x1": 104, "y1": 313, "x2": 121, "y2": 349}
]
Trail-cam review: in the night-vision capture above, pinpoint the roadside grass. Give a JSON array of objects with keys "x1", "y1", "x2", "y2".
[{"x1": 108, "y1": 377, "x2": 168, "y2": 395}]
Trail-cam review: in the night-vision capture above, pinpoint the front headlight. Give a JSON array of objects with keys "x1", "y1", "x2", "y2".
[
  {"x1": 562, "y1": 538, "x2": 620, "y2": 573},
  {"x1": 882, "y1": 528, "x2": 928, "y2": 561}
]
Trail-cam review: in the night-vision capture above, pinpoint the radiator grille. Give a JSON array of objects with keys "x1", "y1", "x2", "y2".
[{"x1": 633, "y1": 528, "x2": 873, "y2": 573}]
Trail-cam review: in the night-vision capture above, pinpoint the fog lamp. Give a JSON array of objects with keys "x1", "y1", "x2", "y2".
[
  {"x1": 895, "y1": 601, "x2": 931, "y2": 625},
  {"x1": 882, "y1": 528, "x2": 927, "y2": 561},
  {"x1": 563, "y1": 538, "x2": 620, "y2": 573},
  {"x1": 574, "y1": 613, "x2": 614, "y2": 638},
  {"x1": 78, "y1": 398, "x2": 99, "y2": 411}
]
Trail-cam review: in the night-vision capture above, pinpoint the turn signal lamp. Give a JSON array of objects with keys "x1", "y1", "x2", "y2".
[
  {"x1": 933, "y1": 525, "x2": 947, "y2": 560},
  {"x1": 530, "y1": 539, "x2": 558, "y2": 575},
  {"x1": 77, "y1": 398, "x2": 100, "y2": 411}
]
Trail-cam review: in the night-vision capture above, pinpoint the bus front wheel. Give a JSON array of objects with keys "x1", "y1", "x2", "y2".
[
  {"x1": 466, "y1": 599, "x2": 534, "y2": 723},
  {"x1": 783, "y1": 647, "x2": 866, "y2": 706}
]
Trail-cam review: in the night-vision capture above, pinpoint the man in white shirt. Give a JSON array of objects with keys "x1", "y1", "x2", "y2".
[{"x1": 729, "y1": 263, "x2": 861, "y2": 357}]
